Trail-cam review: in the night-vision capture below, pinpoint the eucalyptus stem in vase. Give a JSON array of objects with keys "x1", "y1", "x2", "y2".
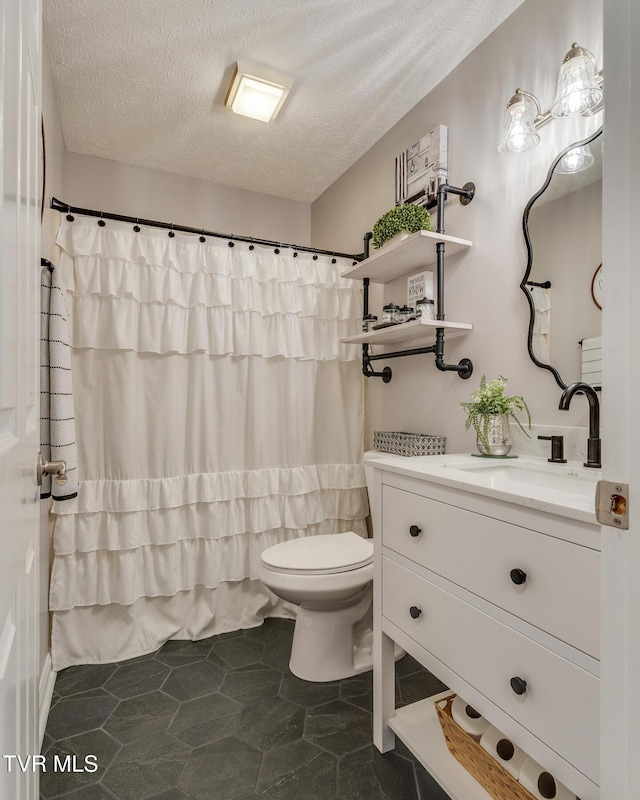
[{"x1": 460, "y1": 375, "x2": 531, "y2": 456}]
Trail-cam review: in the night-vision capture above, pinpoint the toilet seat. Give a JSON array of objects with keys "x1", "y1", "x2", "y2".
[{"x1": 261, "y1": 531, "x2": 373, "y2": 575}]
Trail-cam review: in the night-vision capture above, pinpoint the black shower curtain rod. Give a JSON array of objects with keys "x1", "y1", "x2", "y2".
[{"x1": 50, "y1": 197, "x2": 364, "y2": 263}]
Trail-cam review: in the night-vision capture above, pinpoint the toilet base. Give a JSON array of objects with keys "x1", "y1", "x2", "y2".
[{"x1": 288, "y1": 584, "x2": 404, "y2": 682}]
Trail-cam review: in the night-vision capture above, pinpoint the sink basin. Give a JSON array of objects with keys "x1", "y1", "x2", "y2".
[
  {"x1": 444, "y1": 459, "x2": 598, "y2": 502},
  {"x1": 363, "y1": 451, "x2": 600, "y2": 523}
]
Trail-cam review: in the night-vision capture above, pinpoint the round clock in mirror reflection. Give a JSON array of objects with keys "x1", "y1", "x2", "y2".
[{"x1": 591, "y1": 263, "x2": 603, "y2": 310}]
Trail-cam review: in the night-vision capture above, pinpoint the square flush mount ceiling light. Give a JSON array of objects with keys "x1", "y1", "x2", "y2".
[{"x1": 225, "y1": 61, "x2": 293, "y2": 122}]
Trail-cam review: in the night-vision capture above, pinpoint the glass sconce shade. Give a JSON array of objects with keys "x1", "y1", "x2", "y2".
[
  {"x1": 551, "y1": 45, "x2": 603, "y2": 118},
  {"x1": 498, "y1": 91, "x2": 541, "y2": 153},
  {"x1": 554, "y1": 144, "x2": 595, "y2": 174}
]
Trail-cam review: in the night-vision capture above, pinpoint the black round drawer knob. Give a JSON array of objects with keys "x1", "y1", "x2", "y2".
[
  {"x1": 409, "y1": 606, "x2": 422, "y2": 619},
  {"x1": 510, "y1": 568, "x2": 527, "y2": 585},
  {"x1": 409, "y1": 525, "x2": 422, "y2": 538},
  {"x1": 510, "y1": 676, "x2": 527, "y2": 695}
]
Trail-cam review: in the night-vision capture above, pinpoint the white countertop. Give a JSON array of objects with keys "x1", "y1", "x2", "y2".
[{"x1": 364, "y1": 451, "x2": 600, "y2": 525}]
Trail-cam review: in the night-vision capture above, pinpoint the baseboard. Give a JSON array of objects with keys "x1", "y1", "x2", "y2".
[{"x1": 38, "y1": 652, "x2": 56, "y2": 749}]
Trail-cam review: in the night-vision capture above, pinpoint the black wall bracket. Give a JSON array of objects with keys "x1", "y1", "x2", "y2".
[
  {"x1": 360, "y1": 181, "x2": 475, "y2": 382},
  {"x1": 362, "y1": 347, "x2": 392, "y2": 383}
]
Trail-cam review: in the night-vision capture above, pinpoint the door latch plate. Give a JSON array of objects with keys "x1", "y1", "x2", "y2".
[{"x1": 596, "y1": 480, "x2": 629, "y2": 529}]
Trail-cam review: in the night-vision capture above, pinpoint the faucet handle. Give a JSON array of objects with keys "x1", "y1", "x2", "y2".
[{"x1": 537, "y1": 435, "x2": 567, "y2": 464}]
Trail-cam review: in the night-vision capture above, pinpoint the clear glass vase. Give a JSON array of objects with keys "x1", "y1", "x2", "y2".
[{"x1": 476, "y1": 414, "x2": 512, "y2": 456}]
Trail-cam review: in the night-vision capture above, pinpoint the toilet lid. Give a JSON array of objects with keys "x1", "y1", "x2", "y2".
[{"x1": 261, "y1": 532, "x2": 373, "y2": 575}]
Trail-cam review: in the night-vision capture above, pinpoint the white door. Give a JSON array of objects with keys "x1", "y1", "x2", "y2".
[
  {"x1": 0, "y1": 0, "x2": 43, "y2": 797},
  {"x1": 601, "y1": 1, "x2": 640, "y2": 798}
]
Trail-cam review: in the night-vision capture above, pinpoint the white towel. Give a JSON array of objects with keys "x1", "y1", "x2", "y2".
[
  {"x1": 40, "y1": 263, "x2": 78, "y2": 502},
  {"x1": 581, "y1": 335, "x2": 603, "y2": 387},
  {"x1": 529, "y1": 286, "x2": 551, "y2": 363}
]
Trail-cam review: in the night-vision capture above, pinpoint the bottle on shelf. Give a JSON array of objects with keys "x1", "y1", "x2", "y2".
[
  {"x1": 362, "y1": 314, "x2": 378, "y2": 332},
  {"x1": 416, "y1": 297, "x2": 435, "y2": 321},
  {"x1": 381, "y1": 303, "x2": 401, "y2": 324},
  {"x1": 399, "y1": 305, "x2": 415, "y2": 323}
]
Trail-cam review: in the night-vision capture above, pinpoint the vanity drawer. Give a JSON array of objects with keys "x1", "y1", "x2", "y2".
[
  {"x1": 382, "y1": 557, "x2": 599, "y2": 783},
  {"x1": 382, "y1": 484, "x2": 600, "y2": 658}
]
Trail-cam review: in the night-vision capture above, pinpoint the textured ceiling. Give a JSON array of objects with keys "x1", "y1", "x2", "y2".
[{"x1": 44, "y1": 0, "x2": 523, "y2": 203}]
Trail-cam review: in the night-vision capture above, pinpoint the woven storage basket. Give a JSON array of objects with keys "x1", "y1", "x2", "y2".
[
  {"x1": 373, "y1": 431, "x2": 445, "y2": 457},
  {"x1": 435, "y1": 694, "x2": 537, "y2": 800}
]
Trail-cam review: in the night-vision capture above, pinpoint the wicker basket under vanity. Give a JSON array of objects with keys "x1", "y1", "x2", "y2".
[
  {"x1": 435, "y1": 694, "x2": 537, "y2": 800},
  {"x1": 373, "y1": 431, "x2": 445, "y2": 457}
]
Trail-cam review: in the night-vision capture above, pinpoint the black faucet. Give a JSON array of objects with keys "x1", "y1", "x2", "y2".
[{"x1": 558, "y1": 382, "x2": 601, "y2": 468}]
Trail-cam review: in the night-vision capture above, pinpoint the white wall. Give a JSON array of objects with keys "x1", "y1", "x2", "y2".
[
  {"x1": 42, "y1": 49, "x2": 65, "y2": 259},
  {"x1": 311, "y1": 0, "x2": 602, "y2": 452},
  {"x1": 64, "y1": 152, "x2": 311, "y2": 245}
]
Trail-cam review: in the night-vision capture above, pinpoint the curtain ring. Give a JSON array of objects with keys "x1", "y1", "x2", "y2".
[
  {"x1": 168, "y1": 224, "x2": 175, "y2": 238},
  {"x1": 199, "y1": 229, "x2": 206, "y2": 243},
  {"x1": 66, "y1": 205, "x2": 74, "y2": 222},
  {"x1": 313, "y1": 251, "x2": 318, "y2": 260},
  {"x1": 98, "y1": 211, "x2": 105, "y2": 227},
  {"x1": 228, "y1": 236, "x2": 235, "y2": 248},
  {"x1": 133, "y1": 217, "x2": 140, "y2": 233},
  {"x1": 248, "y1": 237, "x2": 254, "y2": 251}
]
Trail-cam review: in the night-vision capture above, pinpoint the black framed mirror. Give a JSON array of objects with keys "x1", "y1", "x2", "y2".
[{"x1": 521, "y1": 127, "x2": 603, "y2": 389}]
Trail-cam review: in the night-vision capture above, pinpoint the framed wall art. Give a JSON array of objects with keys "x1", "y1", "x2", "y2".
[{"x1": 395, "y1": 124, "x2": 448, "y2": 208}]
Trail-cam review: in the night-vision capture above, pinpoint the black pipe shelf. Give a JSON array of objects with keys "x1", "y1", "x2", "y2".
[
  {"x1": 343, "y1": 180, "x2": 476, "y2": 382},
  {"x1": 342, "y1": 318, "x2": 472, "y2": 347},
  {"x1": 342, "y1": 230, "x2": 472, "y2": 283}
]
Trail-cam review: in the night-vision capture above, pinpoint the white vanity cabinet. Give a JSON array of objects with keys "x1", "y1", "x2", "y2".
[{"x1": 368, "y1": 456, "x2": 601, "y2": 800}]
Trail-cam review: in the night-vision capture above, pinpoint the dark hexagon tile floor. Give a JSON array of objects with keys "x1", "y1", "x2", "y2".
[{"x1": 40, "y1": 618, "x2": 452, "y2": 800}]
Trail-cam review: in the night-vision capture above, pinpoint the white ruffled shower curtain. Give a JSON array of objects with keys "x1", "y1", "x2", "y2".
[{"x1": 50, "y1": 218, "x2": 368, "y2": 670}]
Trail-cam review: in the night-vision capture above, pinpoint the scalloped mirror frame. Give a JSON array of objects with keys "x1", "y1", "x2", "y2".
[{"x1": 520, "y1": 126, "x2": 603, "y2": 389}]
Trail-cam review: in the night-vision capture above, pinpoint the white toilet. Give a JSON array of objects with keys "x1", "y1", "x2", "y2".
[{"x1": 259, "y1": 531, "x2": 378, "y2": 682}]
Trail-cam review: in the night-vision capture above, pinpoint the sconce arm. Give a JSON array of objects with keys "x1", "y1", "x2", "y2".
[{"x1": 509, "y1": 88, "x2": 553, "y2": 130}]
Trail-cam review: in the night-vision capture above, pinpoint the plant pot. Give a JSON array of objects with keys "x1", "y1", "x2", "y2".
[
  {"x1": 378, "y1": 231, "x2": 412, "y2": 251},
  {"x1": 476, "y1": 414, "x2": 512, "y2": 456}
]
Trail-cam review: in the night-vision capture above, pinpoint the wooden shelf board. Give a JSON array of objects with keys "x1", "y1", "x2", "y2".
[
  {"x1": 389, "y1": 692, "x2": 494, "y2": 800},
  {"x1": 341, "y1": 319, "x2": 472, "y2": 346},
  {"x1": 343, "y1": 230, "x2": 473, "y2": 283}
]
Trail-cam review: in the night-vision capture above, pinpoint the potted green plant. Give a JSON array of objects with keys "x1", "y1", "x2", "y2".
[
  {"x1": 460, "y1": 375, "x2": 531, "y2": 456},
  {"x1": 372, "y1": 204, "x2": 431, "y2": 250}
]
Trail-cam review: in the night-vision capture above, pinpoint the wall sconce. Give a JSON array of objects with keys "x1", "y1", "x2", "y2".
[
  {"x1": 499, "y1": 43, "x2": 603, "y2": 154},
  {"x1": 225, "y1": 61, "x2": 292, "y2": 123},
  {"x1": 551, "y1": 44, "x2": 603, "y2": 118},
  {"x1": 498, "y1": 90, "x2": 542, "y2": 153}
]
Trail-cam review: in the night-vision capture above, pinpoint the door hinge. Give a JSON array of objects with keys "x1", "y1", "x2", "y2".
[{"x1": 595, "y1": 480, "x2": 629, "y2": 529}]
